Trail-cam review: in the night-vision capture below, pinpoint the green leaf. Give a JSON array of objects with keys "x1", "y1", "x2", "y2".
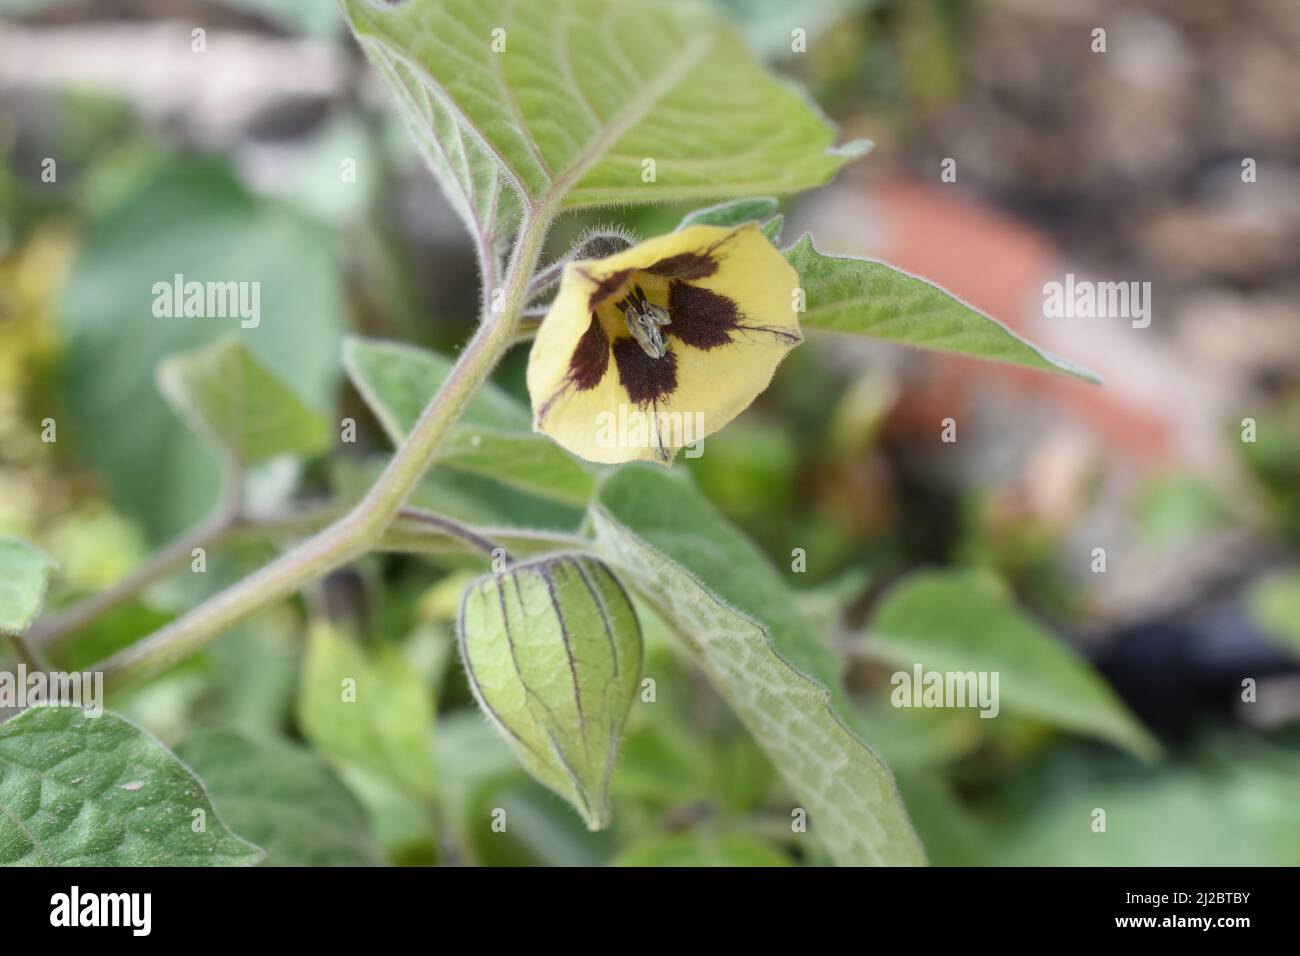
[
  {"x1": 613, "y1": 831, "x2": 791, "y2": 867},
  {"x1": 677, "y1": 197, "x2": 784, "y2": 243},
  {"x1": 175, "y1": 727, "x2": 383, "y2": 866},
  {"x1": 677, "y1": 197, "x2": 779, "y2": 230},
  {"x1": 343, "y1": 337, "x2": 596, "y2": 506},
  {"x1": 994, "y1": 756, "x2": 1300, "y2": 866},
  {"x1": 345, "y1": 337, "x2": 526, "y2": 433},
  {"x1": 482, "y1": 784, "x2": 615, "y2": 866},
  {"x1": 434, "y1": 428, "x2": 597, "y2": 507},
  {"x1": 157, "y1": 336, "x2": 330, "y2": 466},
  {"x1": 60, "y1": 159, "x2": 346, "y2": 539},
  {"x1": 892, "y1": 771, "x2": 991, "y2": 867},
  {"x1": 1247, "y1": 570, "x2": 1300, "y2": 654},
  {"x1": 868, "y1": 570, "x2": 1160, "y2": 761},
  {"x1": 333, "y1": 764, "x2": 435, "y2": 865},
  {"x1": 351, "y1": 10, "x2": 520, "y2": 242},
  {"x1": 590, "y1": 466, "x2": 925, "y2": 866},
  {"x1": 761, "y1": 213, "x2": 784, "y2": 242},
  {"x1": 786, "y1": 234, "x2": 1099, "y2": 383},
  {"x1": 434, "y1": 716, "x2": 615, "y2": 866},
  {"x1": 432, "y1": 712, "x2": 524, "y2": 857},
  {"x1": 199, "y1": 621, "x2": 300, "y2": 735},
  {"x1": 0, "y1": 707, "x2": 262, "y2": 866},
  {"x1": 614, "y1": 718, "x2": 713, "y2": 808},
  {"x1": 0, "y1": 538, "x2": 56, "y2": 636},
  {"x1": 297, "y1": 621, "x2": 436, "y2": 800},
  {"x1": 342, "y1": 0, "x2": 864, "y2": 213}
]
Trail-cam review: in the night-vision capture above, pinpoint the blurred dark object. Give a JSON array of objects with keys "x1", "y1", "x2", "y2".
[{"x1": 1095, "y1": 594, "x2": 1300, "y2": 743}]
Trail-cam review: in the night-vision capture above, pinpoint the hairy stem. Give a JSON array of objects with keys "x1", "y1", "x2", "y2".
[
  {"x1": 525, "y1": 258, "x2": 564, "y2": 301},
  {"x1": 29, "y1": 519, "x2": 235, "y2": 650},
  {"x1": 96, "y1": 200, "x2": 557, "y2": 687},
  {"x1": 398, "y1": 507, "x2": 507, "y2": 561}
]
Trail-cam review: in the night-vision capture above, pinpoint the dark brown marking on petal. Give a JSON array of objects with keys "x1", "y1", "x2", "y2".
[
  {"x1": 536, "y1": 312, "x2": 612, "y2": 427},
  {"x1": 567, "y1": 312, "x2": 610, "y2": 390},
  {"x1": 666, "y1": 280, "x2": 739, "y2": 350},
  {"x1": 613, "y1": 339, "x2": 678, "y2": 406},
  {"x1": 580, "y1": 267, "x2": 634, "y2": 311},
  {"x1": 668, "y1": 281, "x2": 803, "y2": 351},
  {"x1": 643, "y1": 252, "x2": 718, "y2": 281},
  {"x1": 643, "y1": 230, "x2": 740, "y2": 280}
]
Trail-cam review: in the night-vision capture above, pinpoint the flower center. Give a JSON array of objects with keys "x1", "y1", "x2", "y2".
[{"x1": 614, "y1": 284, "x2": 672, "y2": 359}]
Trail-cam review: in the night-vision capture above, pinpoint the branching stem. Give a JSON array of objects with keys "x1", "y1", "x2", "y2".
[{"x1": 95, "y1": 196, "x2": 559, "y2": 687}]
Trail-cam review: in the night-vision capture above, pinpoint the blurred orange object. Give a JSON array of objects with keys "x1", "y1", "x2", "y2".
[{"x1": 861, "y1": 176, "x2": 1176, "y2": 464}]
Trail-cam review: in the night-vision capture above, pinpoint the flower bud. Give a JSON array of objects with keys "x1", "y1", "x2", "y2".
[
  {"x1": 571, "y1": 228, "x2": 634, "y2": 261},
  {"x1": 457, "y1": 554, "x2": 642, "y2": 830}
]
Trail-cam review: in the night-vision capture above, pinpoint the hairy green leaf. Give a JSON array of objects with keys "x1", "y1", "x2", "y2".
[
  {"x1": 343, "y1": 337, "x2": 596, "y2": 506},
  {"x1": 0, "y1": 707, "x2": 262, "y2": 866},
  {"x1": 176, "y1": 727, "x2": 383, "y2": 866},
  {"x1": 786, "y1": 234, "x2": 1098, "y2": 382},
  {"x1": 353, "y1": 13, "x2": 520, "y2": 242},
  {"x1": 677, "y1": 196, "x2": 784, "y2": 242},
  {"x1": 158, "y1": 336, "x2": 330, "y2": 466},
  {"x1": 0, "y1": 538, "x2": 56, "y2": 636},
  {"x1": 677, "y1": 197, "x2": 779, "y2": 230},
  {"x1": 590, "y1": 466, "x2": 925, "y2": 866},
  {"x1": 868, "y1": 571, "x2": 1160, "y2": 760},
  {"x1": 342, "y1": 0, "x2": 863, "y2": 214}
]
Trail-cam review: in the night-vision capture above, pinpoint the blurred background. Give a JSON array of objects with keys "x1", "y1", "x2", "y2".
[{"x1": 2, "y1": 0, "x2": 1298, "y2": 865}]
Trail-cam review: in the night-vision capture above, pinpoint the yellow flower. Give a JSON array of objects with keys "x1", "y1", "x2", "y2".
[{"x1": 527, "y1": 224, "x2": 802, "y2": 464}]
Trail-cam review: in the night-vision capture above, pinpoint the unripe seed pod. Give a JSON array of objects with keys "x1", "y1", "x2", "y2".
[{"x1": 457, "y1": 554, "x2": 642, "y2": 830}]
